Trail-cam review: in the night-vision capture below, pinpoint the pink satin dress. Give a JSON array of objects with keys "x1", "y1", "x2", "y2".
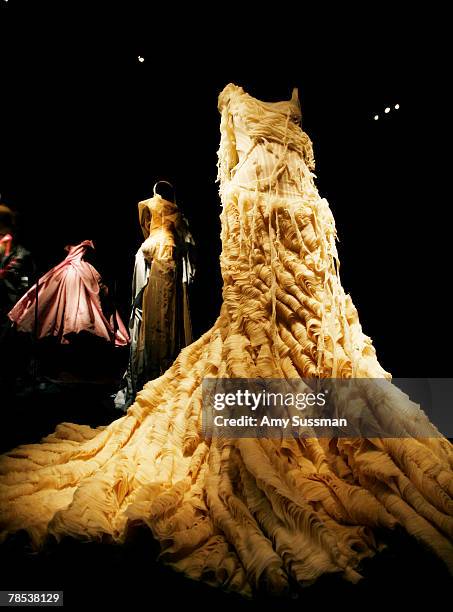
[{"x1": 8, "y1": 240, "x2": 129, "y2": 346}]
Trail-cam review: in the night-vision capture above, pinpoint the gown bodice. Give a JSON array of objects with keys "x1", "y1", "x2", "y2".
[
  {"x1": 218, "y1": 83, "x2": 315, "y2": 199},
  {"x1": 138, "y1": 195, "x2": 185, "y2": 262}
]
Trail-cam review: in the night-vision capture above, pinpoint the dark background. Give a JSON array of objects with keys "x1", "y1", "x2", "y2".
[
  {"x1": 0, "y1": 2, "x2": 452, "y2": 609},
  {"x1": 1, "y1": 4, "x2": 451, "y2": 377}
]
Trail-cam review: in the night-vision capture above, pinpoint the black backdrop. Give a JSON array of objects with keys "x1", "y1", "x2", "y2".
[
  {"x1": 1, "y1": 5, "x2": 452, "y2": 608},
  {"x1": 1, "y1": 3, "x2": 451, "y2": 377}
]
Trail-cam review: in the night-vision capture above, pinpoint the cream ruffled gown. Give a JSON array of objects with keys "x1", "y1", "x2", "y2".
[{"x1": 1, "y1": 83, "x2": 452, "y2": 597}]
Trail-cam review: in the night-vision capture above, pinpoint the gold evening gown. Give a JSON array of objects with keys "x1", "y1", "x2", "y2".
[
  {"x1": 0, "y1": 83, "x2": 452, "y2": 597},
  {"x1": 115, "y1": 192, "x2": 195, "y2": 410}
]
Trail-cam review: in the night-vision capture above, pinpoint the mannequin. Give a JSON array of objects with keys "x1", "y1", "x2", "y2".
[{"x1": 114, "y1": 181, "x2": 195, "y2": 410}]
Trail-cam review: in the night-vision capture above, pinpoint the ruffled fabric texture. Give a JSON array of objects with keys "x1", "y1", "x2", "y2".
[{"x1": 1, "y1": 84, "x2": 453, "y2": 598}]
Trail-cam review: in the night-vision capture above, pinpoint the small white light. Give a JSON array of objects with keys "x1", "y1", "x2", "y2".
[
  {"x1": 394, "y1": 103, "x2": 400, "y2": 110},
  {"x1": 374, "y1": 115, "x2": 379, "y2": 120},
  {"x1": 138, "y1": 56, "x2": 144, "y2": 63},
  {"x1": 384, "y1": 107, "x2": 390, "y2": 113}
]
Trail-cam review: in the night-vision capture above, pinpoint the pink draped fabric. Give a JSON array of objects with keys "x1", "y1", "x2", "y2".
[{"x1": 8, "y1": 240, "x2": 129, "y2": 346}]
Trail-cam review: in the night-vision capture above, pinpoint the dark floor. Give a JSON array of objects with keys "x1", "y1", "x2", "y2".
[
  {"x1": 1, "y1": 525, "x2": 451, "y2": 609},
  {"x1": 0, "y1": 337, "x2": 452, "y2": 609}
]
